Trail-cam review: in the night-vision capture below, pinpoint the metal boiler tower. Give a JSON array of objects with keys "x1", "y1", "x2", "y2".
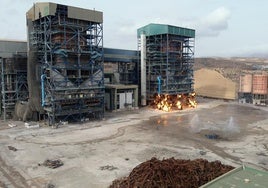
[
  {"x1": 137, "y1": 23, "x2": 195, "y2": 105},
  {"x1": 26, "y1": 3, "x2": 104, "y2": 125},
  {"x1": 0, "y1": 55, "x2": 28, "y2": 120}
]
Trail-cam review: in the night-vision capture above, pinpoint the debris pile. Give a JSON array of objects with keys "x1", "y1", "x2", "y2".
[
  {"x1": 8, "y1": 146, "x2": 18, "y2": 151},
  {"x1": 42, "y1": 159, "x2": 64, "y2": 169},
  {"x1": 100, "y1": 165, "x2": 118, "y2": 171},
  {"x1": 110, "y1": 157, "x2": 234, "y2": 188}
]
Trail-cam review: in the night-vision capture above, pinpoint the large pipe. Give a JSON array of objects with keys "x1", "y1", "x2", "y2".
[
  {"x1": 0, "y1": 57, "x2": 6, "y2": 121},
  {"x1": 140, "y1": 34, "x2": 146, "y2": 106},
  {"x1": 157, "y1": 76, "x2": 161, "y2": 94},
  {"x1": 41, "y1": 74, "x2": 46, "y2": 107}
]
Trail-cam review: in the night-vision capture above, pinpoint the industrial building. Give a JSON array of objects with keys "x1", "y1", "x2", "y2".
[
  {"x1": 26, "y1": 3, "x2": 105, "y2": 125},
  {"x1": 137, "y1": 23, "x2": 195, "y2": 109},
  {"x1": 0, "y1": 40, "x2": 140, "y2": 117},
  {"x1": 0, "y1": 46, "x2": 139, "y2": 122},
  {"x1": 0, "y1": 2, "x2": 196, "y2": 124},
  {"x1": 239, "y1": 73, "x2": 268, "y2": 105},
  {"x1": 0, "y1": 2, "x2": 268, "y2": 188},
  {"x1": 103, "y1": 48, "x2": 139, "y2": 111},
  {"x1": 0, "y1": 40, "x2": 28, "y2": 120}
]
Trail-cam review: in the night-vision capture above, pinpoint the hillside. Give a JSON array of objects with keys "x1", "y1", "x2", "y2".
[{"x1": 194, "y1": 57, "x2": 268, "y2": 83}]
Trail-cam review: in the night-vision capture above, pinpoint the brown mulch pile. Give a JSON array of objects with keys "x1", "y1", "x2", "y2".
[{"x1": 110, "y1": 157, "x2": 234, "y2": 188}]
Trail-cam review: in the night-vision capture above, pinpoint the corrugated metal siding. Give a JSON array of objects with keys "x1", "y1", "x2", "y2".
[
  {"x1": 26, "y1": 2, "x2": 103, "y2": 23},
  {"x1": 68, "y1": 6, "x2": 103, "y2": 23},
  {"x1": 239, "y1": 74, "x2": 252, "y2": 93},
  {"x1": 26, "y1": 2, "x2": 57, "y2": 21},
  {"x1": 0, "y1": 41, "x2": 138, "y2": 62},
  {"x1": 137, "y1": 23, "x2": 195, "y2": 38},
  {"x1": 0, "y1": 40, "x2": 27, "y2": 58},
  {"x1": 252, "y1": 74, "x2": 268, "y2": 94},
  {"x1": 103, "y1": 48, "x2": 138, "y2": 62}
]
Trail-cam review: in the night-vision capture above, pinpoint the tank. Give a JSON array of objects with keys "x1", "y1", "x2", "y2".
[
  {"x1": 252, "y1": 74, "x2": 268, "y2": 94},
  {"x1": 239, "y1": 74, "x2": 252, "y2": 93}
]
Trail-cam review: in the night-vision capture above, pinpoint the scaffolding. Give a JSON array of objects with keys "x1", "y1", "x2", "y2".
[
  {"x1": 0, "y1": 55, "x2": 28, "y2": 120},
  {"x1": 27, "y1": 3, "x2": 104, "y2": 125},
  {"x1": 118, "y1": 62, "x2": 138, "y2": 85},
  {"x1": 137, "y1": 24, "x2": 195, "y2": 102},
  {"x1": 103, "y1": 48, "x2": 138, "y2": 85}
]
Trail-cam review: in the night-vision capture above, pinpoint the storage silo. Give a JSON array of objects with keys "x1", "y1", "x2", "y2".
[
  {"x1": 239, "y1": 74, "x2": 252, "y2": 93},
  {"x1": 252, "y1": 73, "x2": 268, "y2": 105},
  {"x1": 238, "y1": 74, "x2": 253, "y2": 103},
  {"x1": 252, "y1": 74, "x2": 268, "y2": 94}
]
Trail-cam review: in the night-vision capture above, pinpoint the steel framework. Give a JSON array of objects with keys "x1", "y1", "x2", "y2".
[
  {"x1": 138, "y1": 33, "x2": 195, "y2": 101},
  {"x1": 103, "y1": 48, "x2": 139, "y2": 85},
  {"x1": 118, "y1": 62, "x2": 138, "y2": 85},
  {"x1": 0, "y1": 56, "x2": 28, "y2": 120},
  {"x1": 29, "y1": 4, "x2": 104, "y2": 125}
]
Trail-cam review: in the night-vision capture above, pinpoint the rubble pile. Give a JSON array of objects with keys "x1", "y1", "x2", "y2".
[
  {"x1": 42, "y1": 159, "x2": 64, "y2": 169},
  {"x1": 110, "y1": 157, "x2": 234, "y2": 188}
]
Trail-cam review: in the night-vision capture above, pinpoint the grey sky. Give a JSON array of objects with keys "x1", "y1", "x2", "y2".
[{"x1": 0, "y1": 0, "x2": 267, "y2": 57}]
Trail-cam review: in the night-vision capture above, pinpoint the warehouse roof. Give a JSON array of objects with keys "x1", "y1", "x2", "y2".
[
  {"x1": 137, "y1": 23, "x2": 195, "y2": 38},
  {"x1": 200, "y1": 165, "x2": 268, "y2": 188},
  {"x1": 104, "y1": 48, "x2": 138, "y2": 63},
  {"x1": 26, "y1": 2, "x2": 103, "y2": 23},
  {"x1": 0, "y1": 40, "x2": 27, "y2": 58}
]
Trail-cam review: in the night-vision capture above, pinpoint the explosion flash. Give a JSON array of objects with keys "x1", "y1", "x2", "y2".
[{"x1": 152, "y1": 93, "x2": 197, "y2": 111}]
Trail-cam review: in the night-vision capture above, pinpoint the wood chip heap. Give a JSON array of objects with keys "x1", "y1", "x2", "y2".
[{"x1": 110, "y1": 157, "x2": 234, "y2": 188}]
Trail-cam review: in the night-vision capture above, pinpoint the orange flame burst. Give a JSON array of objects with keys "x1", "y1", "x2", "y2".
[{"x1": 152, "y1": 93, "x2": 197, "y2": 111}]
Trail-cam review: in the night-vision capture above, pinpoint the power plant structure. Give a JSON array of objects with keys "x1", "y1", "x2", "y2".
[
  {"x1": 137, "y1": 24, "x2": 195, "y2": 110},
  {"x1": 0, "y1": 40, "x2": 28, "y2": 121},
  {"x1": 0, "y1": 41, "x2": 139, "y2": 121},
  {"x1": 0, "y1": 55, "x2": 28, "y2": 120},
  {"x1": 0, "y1": 2, "x2": 197, "y2": 124},
  {"x1": 239, "y1": 73, "x2": 268, "y2": 105},
  {"x1": 26, "y1": 3, "x2": 104, "y2": 125},
  {"x1": 103, "y1": 48, "x2": 139, "y2": 111}
]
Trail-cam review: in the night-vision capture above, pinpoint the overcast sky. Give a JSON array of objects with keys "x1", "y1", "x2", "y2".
[{"x1": 0, "y1": 0, "x2": 267, "y2": 57}]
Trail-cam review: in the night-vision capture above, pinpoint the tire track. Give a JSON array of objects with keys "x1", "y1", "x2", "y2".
[
  {"x1": 73, "y1": 126, "x2": 126, "y2": 145},
  {"x1": 16, "y1": 126, "x2": 127, "y2": 146},
  {"x1": 0, "y1": 155, "x2": 29, "y2": 188}
]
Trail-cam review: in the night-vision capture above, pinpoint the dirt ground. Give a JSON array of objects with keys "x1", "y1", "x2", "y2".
[{"x1": 0, "y1": 98, "x2": 267, "y2": 188}]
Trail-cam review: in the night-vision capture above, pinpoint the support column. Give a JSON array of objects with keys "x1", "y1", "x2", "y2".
[
  {"x1": 140, "y1": 34, "x2": 146, "y2": 106},
  {"x1": 0, "y1": 58, "x2": 6, "y2": 121},
  {"x1": 114, "y1": 88, "x2": 117, "y2": 111},
  {"x1": 134, "y1": 87, "x2": 138, "y2": 108}
]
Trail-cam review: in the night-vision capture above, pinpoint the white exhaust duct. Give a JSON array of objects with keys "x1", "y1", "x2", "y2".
[{"x1": 140, "y1": 34, "x2": 146, "y2": 106}]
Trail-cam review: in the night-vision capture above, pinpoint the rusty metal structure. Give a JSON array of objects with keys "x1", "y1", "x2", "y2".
[
  {"x1": 26, "y1": 3, "x2": 104, "y2": 125},
  {"x1": 0, "y1": 55, "x2": 28, "y2": 120},
  {"x1": 137, "y1": 24, "x2": 195, "y2": 105},
  {"x1": 252, "y1": 74, "x2": 268, "y2": 105}
]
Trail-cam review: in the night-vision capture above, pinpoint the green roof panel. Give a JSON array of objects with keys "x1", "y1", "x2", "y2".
[
  {"x1": 200, "y1": 166, "x2": 268, "y2": 188},
  {"x1": 137, "y1": 23, "x2": 195, "y2": 38}
]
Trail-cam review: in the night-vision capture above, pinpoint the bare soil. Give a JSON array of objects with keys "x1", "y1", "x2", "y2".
[{"x1": 0, "y1": 98, "x2": 267, "y2": 188}]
